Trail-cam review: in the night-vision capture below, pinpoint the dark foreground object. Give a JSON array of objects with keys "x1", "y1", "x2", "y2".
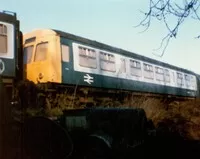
[{"x1": 23, "y1": 108, "x2": 200, "y2": 159}]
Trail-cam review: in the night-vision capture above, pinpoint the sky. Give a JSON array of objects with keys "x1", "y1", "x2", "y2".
[{"x1": 1, "y1": 0, "x2": 200, "y2": 74}]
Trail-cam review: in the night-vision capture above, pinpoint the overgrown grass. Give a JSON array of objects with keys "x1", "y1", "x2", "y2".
[
  {"x1": 132, "y1": 97, "x2": 200, "y2": 140},
  {"x1": 16, "y1": 80, "x2": 200, "y2": 140}
]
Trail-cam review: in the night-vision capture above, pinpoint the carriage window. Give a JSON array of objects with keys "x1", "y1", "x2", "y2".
[
  {"x1": 100, "y1": 52, "x2": 116, "y2": 72},
  {"x1": 0, "y1": 24, "x2": 7, "y2": 53},
  {"x1": 143, "y1": 63, "x2": 154, "y2": 79},
  {"x1": 79, "y1": 46, "x2": 96, "y2": 68},
  {"x1": 164, "y1": 69, "x2": 170, "y2": 83},
  {"x1": 61, "y1": 44, "x2": 69, "y2": 62},
  {"x1": 177, "y1": 72, "x2": 184, "y2": 86},
  {"x1": 130, "y1": 60, "x2": 141, "y2": 77},
  {"x1": 120, "y1": 58, "x2": 126, "y2": 73},
  {"x1": 155, "y1": 67, "x2": 164, "y2": 74},
  {"x1": 155, "y1": 67, "x2": 164, "y2": 81},
  {"x1": 24, "y1": 46, "x2": 33, "y2": 64},
  {"x1": 190, "y1": 76, "x2": 196, "y2": 89},
  {"x1": 185, "y1": 74, "x2": 190, "y2": 81},
  {"x1": 130, "y1": 60, "x2": 141, "y2": 69},
  {"x1": 185, "y1": 74, "x2": 190, "y2": 87},
  {"x1": 143, "y1": 63, "x2": 153, "y2": 72},
  {"x1": 34, "y1": 42, "x2": 48, "y2": 62}
]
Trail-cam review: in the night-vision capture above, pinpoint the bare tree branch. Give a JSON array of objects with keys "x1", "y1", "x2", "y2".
[{"x1": 135, "y1": 0, "x2": 200, "y2": 57}]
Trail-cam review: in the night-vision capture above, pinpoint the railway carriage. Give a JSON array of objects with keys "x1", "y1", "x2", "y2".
[
  {"x1": 0, "y1": 11, "x2": 22, "y2": 84},
  {"x1": 23, "y1": 29, "x2": 198, "y2": 102}
]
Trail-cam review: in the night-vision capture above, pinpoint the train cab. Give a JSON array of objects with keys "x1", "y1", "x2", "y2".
[{"x1": 23, "y1": 29, "x2": 62, "y2": 84}]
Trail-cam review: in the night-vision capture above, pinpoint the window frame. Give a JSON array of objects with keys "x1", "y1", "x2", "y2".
[
  {"x1": 155, "y1": 66, "x2": 164, "y2": 81},
  {"x1": 163, "y1": 69, "x2": 170, "y2": 83},
  {"x1": 130, "y1": 59, "x2": 141, "y2": 69},
  {"x1": 78, "y1": 46, "x2": 97, "y2": 69},
  {"x1": 61, "y1": 44, "x2": 70, "y2": 62},
  {"x1": 34, "y1": 42, "x2": 48, "y2": 62},
  {"x1": 143, "y1": 63, "x2": 153, "y2": 72},
  {"x1": 155, "y1": 67, "x2": 164, "y2": 74},
  {"x1": 177, "y1": 72, "x2": 184, "y2": 86},
  {"x1": 23, "y1": 45, "x2": 34, "y2": 64},
  {"x1": 120, "y1": 58, "x2": 126, "y2": 73},
  {"x1": 185, "y1": 74, "x2": 191, "y2": 87},
  {"x1": 100, "y1": 51, "x2": 116, "y2": 72}
]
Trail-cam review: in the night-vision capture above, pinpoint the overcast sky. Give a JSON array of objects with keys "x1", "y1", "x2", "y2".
[{"x1": 2, "y1": 0, "x2": 200, "y2": 74}]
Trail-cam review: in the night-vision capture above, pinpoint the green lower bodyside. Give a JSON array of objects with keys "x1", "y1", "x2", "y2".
[
  {"x1": 62, "y1": 70, "x2": 197, "y2": 98},
  {"x1": 0, "y1": 58, "x2": 15, "y2": 78}
]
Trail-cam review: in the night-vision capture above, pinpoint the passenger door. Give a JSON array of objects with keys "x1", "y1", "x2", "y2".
[{"x1": 60, "y1": 38, "x2": 72, "y2": 84}]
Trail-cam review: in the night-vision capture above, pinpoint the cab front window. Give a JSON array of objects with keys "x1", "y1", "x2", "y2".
[
  {"x1": 24, "y1": 46, "x2": 33, "y2": 64},
  {"x1": 34, "y1": 42, "x2": 48, "y2": 62}
]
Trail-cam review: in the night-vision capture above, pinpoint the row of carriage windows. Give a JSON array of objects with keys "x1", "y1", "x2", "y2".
[
  {"x1": 78, "y1": 46, "x2": 194, "y2": 87},
  {"x1": 0, "y1": 24, "x2": 7, "y2": 53}
]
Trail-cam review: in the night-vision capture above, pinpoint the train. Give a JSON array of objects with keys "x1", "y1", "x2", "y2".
[
  {"x1": 1, "y1": 10, "x2": 200, "y2": 159},
  {"x1": 23, "y1": 29, "x2": 199, "y2": 97},
  {"x1": 1, "y1": 10, "x2": 200, "y2": 112}
]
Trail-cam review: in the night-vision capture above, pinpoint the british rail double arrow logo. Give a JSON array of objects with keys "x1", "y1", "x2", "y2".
[{"x1": 84, "y1": 74, "x2": 94, "y2": 84}]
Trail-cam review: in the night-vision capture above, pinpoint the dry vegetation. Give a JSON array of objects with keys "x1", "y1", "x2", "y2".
[
  {"x1": 15, "y1": 80, "x2": 200, "y2": 140},
  {"x1": 133, "y1": 97, "x2": 200, "y2": 140}
]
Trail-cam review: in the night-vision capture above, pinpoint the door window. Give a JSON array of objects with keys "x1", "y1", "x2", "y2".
[{"x1": 61, "y1": 44, "x2": 70, "y2": 62}]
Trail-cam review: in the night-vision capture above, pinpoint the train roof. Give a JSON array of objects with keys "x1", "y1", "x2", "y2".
[
  {"x1": 24, "y1": 28, "x2": 197, "y2": 75},
  {"x1": 0, "y1": 11, "x2": 18, "y2": 23}
]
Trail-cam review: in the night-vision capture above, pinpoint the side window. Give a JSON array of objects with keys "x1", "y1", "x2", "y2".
[
  {"x1": 155, "y1": 67, "x2": 164, "y2": 74},
  {"x1": 155, "y1": 66, "x2": 164, "y2": 81},
  {"x1": 164, "y1": 69, "x2": 170, "y2": 83},
  {"x1": 23, "y1": 46, "x2": 33, "y2": 64},
  {"x1": 130, "y1": 59, "x2": 141, "y2": 77},
  {"x1": 172, "y1": 72, "x2": 175, "y2": 82},
  {"x1": 177, "y1": 72, "x2": 184, "y2": 86},
  {"x1": 61, "y1": 44, "x2": 70, "y2": 62},
  {"x1": 130, "y1": 60, "x2": 141, "y2": 69},
  {"x1": 119, "y1": 58, "x2": 126, "y2": 73},
  {"x1": 100, "y1": 52, "x2": 116, "y2": 72},
  {"x1": 190, "y1": 76, "x2": 196, "y2": 89},
  {"x1": 143, "y1": 63, "x2": 154, "y2": 79},
  {"x1": 143, "y1": 63, "x2": 153, "y2": 72},
  {"x1": 34, "y1": 42, "x2": 48, "y2": 62},
  {"x1": 185, "y1": 74, "x2": 190, "y2": 88},
  {"x1": 79, "y1": 46, "x2": 96, "y2": 68},
  {"x1": 0, "y1": 24, "x2": 7, "y2": 53}
]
